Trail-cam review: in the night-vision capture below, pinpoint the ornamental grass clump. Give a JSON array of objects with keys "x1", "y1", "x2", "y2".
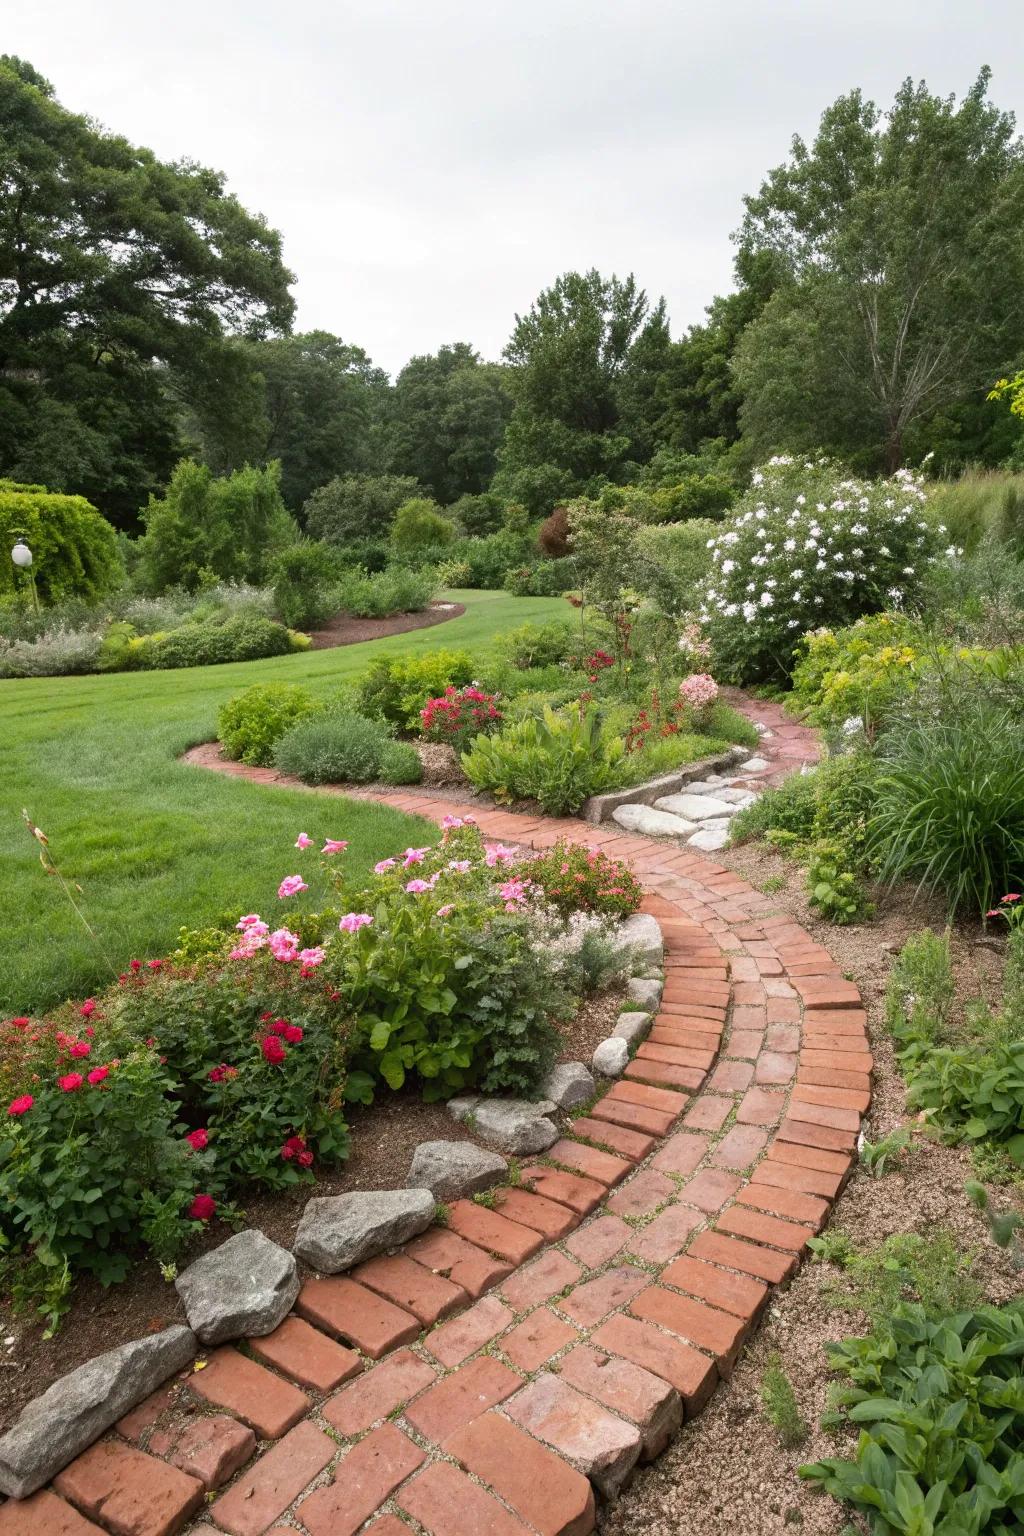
[{"x1": 698, "y1": 456, "x2": 942, "y2": 683}]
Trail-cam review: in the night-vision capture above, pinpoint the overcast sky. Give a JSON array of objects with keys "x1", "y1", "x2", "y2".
[{"x1": 7, "y1": 1, "x2": 1023, "y2": 375}]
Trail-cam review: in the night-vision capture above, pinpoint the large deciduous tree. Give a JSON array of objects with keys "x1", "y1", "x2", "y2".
[
  {"x1": 385, "y1": 343, "x2": 513, "y2": 504},
  {"x1": 0, "y1": 56, "x2": 295, "y2": 525},
  {"x1": 734, "y1": 70, "x2": 1024, "y2": 470}
]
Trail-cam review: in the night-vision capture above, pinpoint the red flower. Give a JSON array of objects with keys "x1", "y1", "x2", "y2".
[
  {"x1": 147, "y1": 959, "x2": 163, "y2": 971},
  {"x1": 79, "y1": 999, "x2": 96, "y2": 1019},
  {"x1": 208, "y1": 1064, "x2": 228, "y2": 1082},
  {"x1": 185, "y1": 1128, "x2": 208, "y2": 1151},
  {"x1": 188, "y1": 1194, "x2": 216, "y2": 1221},
  {"x1": 282, "y1": 1024, "x2": 303, "y2": 1044},
  {"x1": 281, "y1": 1134, "x2": 307, "y2": 1161},
  {"x1": 69, "y1": 1040, "x2": 91, "y2": 1058},
  {"x1": 130, "y1": 959, "x2": 142, "y2": 973},
  {"x1": 260, "y1": 1010, "x2": 274, "y2": 1022},
  {"x1": 9, "y1": 1017, "x2": 30, "y2": 1029},
  {"x1": 58, "y1": 1073, "x2": 84, "y2": 1092},
  {"x1": 8, "y1": 1094, "x2": 33, "y2": 1116},
  {"x1": 87, "y1": 1067, "x2": 109, "y2": 1085},
  {"x1": 296, "y1": 1149, "x2": 314, "y2": 1167},
  {"x1": 261, "y1": 1035, "x2": 286, "y2": 1065}
]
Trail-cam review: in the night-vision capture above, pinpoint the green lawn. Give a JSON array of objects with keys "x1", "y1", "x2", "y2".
[{"x1": 0, "y1": 591, "x2": 567, "y2": 1015}]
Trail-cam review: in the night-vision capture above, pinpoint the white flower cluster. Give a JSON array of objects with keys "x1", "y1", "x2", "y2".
[
  {"x1": 697, "y1": 458, "x2": 940, "y2": 678},
  {"x1": 520, "y1": 903, "x2": 620, "y2": 976}
]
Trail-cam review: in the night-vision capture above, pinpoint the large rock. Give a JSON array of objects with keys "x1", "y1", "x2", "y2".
[
  {"x1": 449, "y1": 1097, "x2": 559, "y2": 1155},
  {"x1": 626, "y1": 976, "x2": 662, "y2": 1011},
  {"x1": 294, "y1": 1188, "x2": 434, "y2": 1272},
  {"x1": 654, "y1": 792, "x2": 735, "y2": 821},
  {"x1": 593, "y1": 1037, "x2": 630, "y2": 1077},
  {"x1": 407, "y1": 1141, "x2": 508, "y2": 1200},
  {"x1": 0, "y1": 1326, "x2": 196, "y2": 1499},
  {"x1": 175, "y1": 1229, "x2": 298, "y2": 1346},
  {"x1": 717, "y1": 787, "x2": 758, "y2": 806},
  {"x1": 541, "y1": 1061, "x2": 596, "y2": 1110},
  {"x1": 613, "y1": 1011, "x2": 651, "y2": 1047},
  {"x1": 739, "y1": 756, "x2": 770, "y2": 773},
  {"x1": 612, "y1": 913, "x2": 663, "y2": 967},
  {"x1": 688, "y1": 827, "x2": 730, "y2": 852},
  {"x1": 611, "y1": 804, "x2": 696, "y2": 838}
]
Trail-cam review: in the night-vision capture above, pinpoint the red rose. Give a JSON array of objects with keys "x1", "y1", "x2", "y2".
[
  {"x1": 188, "y1": 1194, "x2": 216, "y2": 1221},
  {"x1": 280, "y1": 1143, "x2": 295, "y2": 1160},
  {"x1": 282, "y1": 1025, "x2": 303, "y2": 1044},
  {"x1": 69, "y1": 1040, "x2": 91, "y2": 1058},
  {"x1": 296, "y1": 1149, "x2": 314, "y2": 1167},
  {"x1": 79, "y1": 999, "x2": 96, "y2": 1018},
  {"x1": 208, "y1": 1064, "x2": 228, "y2": 1082},
  {"x1": 9, "y1": 1017, "x2": 30, "y2": 1029},
  {"x1": 261, "y1": 1035, "x2": 286, "y2": 1065},
  {"x1": 58, "y1": 1073, "x2": 84, "y2": 1093},
  {"x1": 185, "y1": 1128, "x2": 208, "y2": 1151},
  {"x1": 130, "y1": 960, "x2": 142, "y2": 973},
  {"x1": 87, "y1": 1067, "x2": 109, "y2": 1086},
  {"x1": 8, "y1": 1094, "x2": 33, "y2": 1116}
]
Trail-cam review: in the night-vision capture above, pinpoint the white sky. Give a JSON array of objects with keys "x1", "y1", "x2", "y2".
[{"x1": 6, "y1": 0, "x2": 1023, "y2": 374}]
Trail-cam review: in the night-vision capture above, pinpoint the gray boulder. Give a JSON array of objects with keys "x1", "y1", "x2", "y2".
[
  {"x1": 294, "y1": 1188, "x2": 434, "y2": 1272},
  {"x1": 626, "y1": 977, "x2": 662, "y2": 1011},
  {"x1": 611, "y1": 804, "x2": 696, "y2": 838},
  {"x1": 541, "y1": 1061, "x2": 596, "y2": 1110},
  {"x1": 466, "y1": 1098, "x2": 559, "y2": 1155},
  {"x1": 654, "y1": 792, "x2": 734, "y2": 821},
  {"x1": 175, "y1": 1229, "x2": 298, "y2": 1346},
  {"x1": 446, "y1": 1094, "x2": 480, "y2": 1123},
  {"x1": 717, "y1": 787, "x2": 758, "y2": 806},
  {"x1": 612, "y1": 913, "x2": 663, "y2": 967},
  {"x1": 407, "y1": 1141, "x2": 508, "y2": 1200},
  {"x1": 688, "y1": 826, "x2": 730, "y2": 852},
  {"x1": 593, "y1": 1037, "x2": 630, "y2": 1077},
  {"x1": 739, "y1": 756, "x2": 770, "y2": 773},
  {"x1": 613, "y1": 1011, "x2": 652, "y2": 1047},
  {"x1": 0, "y1": 1325, "x2": 196, "y2": 1499}
]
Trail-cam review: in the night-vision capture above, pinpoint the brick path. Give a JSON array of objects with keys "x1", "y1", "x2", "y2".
[{"x1": 4, "y1": 705, "x2": 863, "y2": 1536}]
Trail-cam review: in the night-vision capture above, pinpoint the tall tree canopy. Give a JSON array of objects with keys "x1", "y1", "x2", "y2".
[
  {"x1": 385, "y1": 343, "x2": 513, "y2": 504},
  {"x1": 733, "y1": 70, "x2": 1024, "y2": 469},
  {"x1": 0, "y1": 56, "x2": 294, "y2": 524}
]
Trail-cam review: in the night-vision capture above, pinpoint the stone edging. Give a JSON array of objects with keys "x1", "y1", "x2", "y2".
[
  {"x1": 1, "y1": 770, "x2": 868, "y2": 1536},
  {"x1": 579, "y1": 747, "x2": 751, "y2": 824}
]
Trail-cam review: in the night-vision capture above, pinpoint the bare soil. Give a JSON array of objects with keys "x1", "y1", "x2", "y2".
[{"x1": 306, "y1": 600, "x2": 465, "y2": 650}]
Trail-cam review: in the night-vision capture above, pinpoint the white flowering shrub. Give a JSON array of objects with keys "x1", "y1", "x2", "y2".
[{"x1": 697, "y1": 457, "x2": 942, "y2": 682}]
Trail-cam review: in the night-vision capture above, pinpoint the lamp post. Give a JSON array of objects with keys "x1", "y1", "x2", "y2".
[{"x1": 11, "y1": 536, "x2": 40, "y2": 614}]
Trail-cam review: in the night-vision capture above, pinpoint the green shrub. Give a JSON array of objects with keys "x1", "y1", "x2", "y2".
[
  {"x1": 527, "y1": 839, "x2": 642, "y2": 918},
  {"x1": 441, "y1": 530, "x2": 532, "y2": 589},
  {"x1": 806, "y1": 847, "x2": 873, "y2": 925},
  {"x1": 448, "y1": 491, "x2": 506, "y2": 535},
  {"x1": 497, "y1": 620, "x2": 578, "y2": 671},
  {"x1": 357, "y1": 649, "x2": 475, "y2": 729},
  {"x1": 273, "y1": 711, "x2": 393, "y2": 785},
  {"x1": 760, "y1": 1355, "x2": 809, "y2": 1449},
  {"x1": 501, "y1": 558, "x2": 577, "y2": 597},
  {"x1": 0, "y1": 481, "x2": 123, "y2": 603},
  {"x1": 303, "y1": 473, "x2": 423, "y2": 543},
  {"x1": 808, "y1": 1229, "x2": 982, "y2": 1323},
  {"x1": 730, "y1": 771, "x2": 818, "y2": 843},
  {"x1": 218, "y1": 683, "x2": 319, "y2": 766},
  {"x1": 811, "y1": 751, "x2": 880, "y2": 870},
  {"x1": 271, "y1": 541, "x2": 344, "y2": 628},
  {"x1": 390, "y1": 498, "x2": 457, "y2": 554},
  {"x1": 633, "y1": 519, "x2": 717, "y2": 614},
  {"x1": 140, "y1": 613, "x2": 295, "y2": 669},
  {"x1": 461, "y1": 704, "x2": 624, "y2": 814},
  {"x1": 335, "y1": 565, "x2": 436, "y2": 618},
  {"x1": 791, "y1": 613, "x2": 925, "y2": 734},
  {"x1": 137, "y1": 460, "x2": 298, "y2": 593},
  {"x1": 616, "y1": 731, "x2": 732, "y2": 786},
  {"x1": 0, "y1": 625, "x2": 103, "y2": 678},
  {"x1": 379, "y1": 740, "x2": 423, "y2": 785}
]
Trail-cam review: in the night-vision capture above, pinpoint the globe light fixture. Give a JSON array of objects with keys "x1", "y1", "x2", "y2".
[{"x1": 11, "y1": 538, "x2": 32, "y2": 569}]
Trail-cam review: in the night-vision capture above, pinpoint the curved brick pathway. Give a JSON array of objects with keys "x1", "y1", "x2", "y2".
[{"x1": 4, "y1": 707, "x2": 864, "y2": 1536}]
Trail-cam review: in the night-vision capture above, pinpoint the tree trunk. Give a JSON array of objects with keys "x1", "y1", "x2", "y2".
[{"x1": 884, "y1": 427, "x2": 903, "y2": 473}]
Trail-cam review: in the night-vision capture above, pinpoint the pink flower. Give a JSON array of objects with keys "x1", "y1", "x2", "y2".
[
  {"x1": 297, "y1": 1148, "x2": 314, "y2": 1167},
  {"x1": 277, "y1": 875, "x2": 308, "y2": 900},
  {"x1": 188, "y1": 1194, "x2": 216, "y2": 1221},
  {"x1": 1002, "y1": 893, "x2": 1021, "y2": 903},
  {"x1": 87, "y1": 1067, "x2": 109, "y2": 1085},
  {"x1": 208, "y1": 1064, "x2": 229, "y2": 1082},
  {"x1": 499, "y1": 877, "x2": 530, "y2": 907},
  {"x1": 58, "y1": 1073, "x2": 84, "y2": 1093},
  {"x1": 298, "y1": 946, "x2": 325, "y2": 969},
  {"x1": 236, "y1": 913, "x2": 266, "y2": 930},
  {"x1": 185, "y1": 1128, "x2": 208, "y2": 1151},
  {"x1": 295, "y1": 832, "x2": 313, "y2": 850},
  {"x1": 406, "y1": 874, "x2": 439, "y2": 893},
  {"x1": 68, "y1": 1039, "x2": 91, "y2": 1058},
  {"x1": 448, "y1": 859, "x2": 471, "y2": 873},
  {"x1": 484, "y1": 844, "x2": 516, "y2": 867},
  {"x1": 402, "y1": 847, "x2": 430, "y2": 867},
  {"x1": 261, "y1": 1035, "x2": 287, "y2": 1065},
  {"x1": 230, "y1": 931, "x2": 268, "y2": 959},
  {"x1": 436, "y1": 904, "x2": 455, "y2": 918},
  {"x1": 339, "y1": 913, "x2": 373, "y2": 934},
  {"x1": 679, "y1": 672, "x2": 719, "y2": 709},
  {"x1": 374, "y1": 859, "x2": 397, "y2": 874},
  {"x1": 322, "y1": 839, "x2": 348, "y2": 855},
  {"x1": 441, "y1": 815, "x2": 465, "y2": 830},
  {"x1": 8, "y1": 1094, "x2": 33, "y2": 1116},
  {"x1": 147, "y1": 959, "x2": 163, "y2": 971},
  {"x1": 79, "y1": 999, "x2": 96, "y2": 1019},
  {"x1": 269, "y1": 928, "x2": 300, "y2": 962}
]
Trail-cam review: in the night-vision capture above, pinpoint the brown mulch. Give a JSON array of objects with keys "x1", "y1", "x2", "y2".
[{"x1": 306, "y1": 601, "x2": 465, "y2": 650}]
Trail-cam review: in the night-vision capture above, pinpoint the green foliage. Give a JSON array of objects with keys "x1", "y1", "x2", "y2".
[
  {"x1": 448, "y1": 491, "x2": 507, "y2": 535},
  {"x1": 0, "y1": 482, "x2": 123, "y2": 603},
  {"x1": 807, "y1": 1230, "x2": 982, "y2": 1323},
  {"x1": 859, "y1": 1128, "x2": 912, "y2": 1178},
  {"x1": 357, "y1": 649, "x2": 475, "y2": 729},
  {"x1": 497, "y1": 620, "x2": 578, "y2": 671},
  {"x1": 928, "y1": 471, "x2": 1024, "y2": 557},
  {"x1": 965, "y1": 1181, "x2": 1024, "y2": 1255},
  {"x1": 792, "y1": 615, "x2": 926, "y2": 735},
  {"x1": 616, "y1": 731, "x2": 733, "y2": 786},
  {"x1": 730, "y1": 771, "x2": 818, "y2": 844},
  {"x1": 271, "y1": 541, "x2": 345, "y2": 629},
  {"x1": 461, "y1": 704, "x2": 624, "y2": 814},
  {"x1": 806, "y1": 847, "x2": 873, "y2": 925},
  {"x1": 303, "y1": 473, "x2": 424, "y2": 544},
  {"x1": 760, "y1": 1355, "x2": 810, "y2": 1449},
  {"x1": 273, "y1": 711, "x2": 395, "y2": 785},
  {"x1": 379, "y1": 740, "x2": 423, "y2": 786},
  {"x1": 390, "y1": 498, "x2": 457, "y2": 555},
  {"x1": 140, "y1": 613, "x2": 297, "y2": 670},
  {"x1": 800, "y1": 1301, "x2": 1024, "y2": 1535},
  {"x1": 334, "y1": 565, "x2": 436, "y2": 619},
  {"x1": 137, "y1": 460, "x2": 298, "y2": 593},
  {"x1": 633, "y1": 519, "x2": 717, "y2": 614},
  {"x1": 217, "y1": 682, "x2": 319, "y2": 767},
  {"x1": 527, "y1": 839, "x2": 643, "y2": 919},
  {"x1": 386, "y1": 344, "x2": 513, "y2": 505}
]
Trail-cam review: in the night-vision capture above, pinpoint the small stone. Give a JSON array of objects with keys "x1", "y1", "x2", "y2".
[
  {"x1": 593, "y1": 1038, "x2": 630, "y2": 1077},
  {"x1": 739, "y1": 756, "x2": 770, "y2": 773},
  {"x1": 446, "y1": 1094, "x2": 480, "y2": 1123},
  {"x1": 688, "y1": 828, "x2": 730, "y2": 851},
  {"x1": 678, "y1": 777, "x2": 726, "y2": 792},
  {"x1": 540, "y1": 1062, "x2": 595, "y2": 1110},
  {"x1": 293, "y1": 1188, "x2": 434, "y2": 1272},
  {"x1": 654, "y1": 792, "x2": 734, "y2": 820},
  {"x1": 626, "y1": 977, "x2": 662, "y2": 1010},
  {"x1": 611, "y1": 805, "x2": 697, "y2": 837},
  {"x1": 613, "y1": 914, "x2": 664, "y2": 966},
  {"x1": 467, "y1": 1099, "x2": 559, "y2": 1155},
  {"x1": 612, "y1": 1012, "x2": 651, "y2": 1046},
  {"x1": 717, "y1": 787, "x2": 758, "y2": 806},
  {"x1": 407, "y1": 1141, "x2": 508, "y2": 1200},
  {"x1": 697, "y1": 817, "x2": 732, "y2": 831},
  {"x1": 175, "y1": 1229, "x2": 298, "y2": 1346}
]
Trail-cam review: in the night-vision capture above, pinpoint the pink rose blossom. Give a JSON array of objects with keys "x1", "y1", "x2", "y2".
[
  {"x1": 185, "y1": 1128, "x2": 208, "y2": 1151},
  {"x1": 69, "y1": 1040, "x2": 91, "y2": 1058},
  {"x1": 484, "y1": 843, "x2": 516, "y2": 867},
  {"x1": 236, "y1": 913, "x2": 266, "y2": 930},
  {"x1": 87, "y1": 1067, "x2": 109, "y2": 1085},
  {"x1": 298, "y1": 946, "x2": 325, "y2": 969},
  {"x1": 322, "y1": 839, "x2": 348, "y2": 854},
  {"x1": 8, "y1": 1094, "x2": 33, "y2": 1116},
  {"x1": 269, "y1": 928, "x2": 300, "y2": 962},
  {"x1": 447, "y1": 859, "x2": 472, "y2": 873},
  {"x1": 402, "y1": 847, "x2": 430, "y2": 867},
  {"x1": 405, "y1": 878, "x2": 430, "y2": 894},
  {"x1": 436, "y1": 904, "x2": 455, "y2": 918},
  {"x1": 339, "y1": 913, "x2": 373, "y2": 934},
  {"x1": 277, "y1": 875, "x2": 308, "y2": 900},
  {"x1": 79, "y1": 999, "x2": 96, "y2": 1019},
  {"x1": 374, "y1": 858, "x2": 397, "y2": 874},
  {"x1": 58, "y1": 1073, "x2": 84, "y2": 1093},
  {"x1": 294, "y1": 832, "x2": 313, "y2": 850}
]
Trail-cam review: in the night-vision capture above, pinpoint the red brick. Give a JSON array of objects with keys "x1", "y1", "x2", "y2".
[
  {"x1": 607, "y1": 1167, "x2": 677, "y2": 1218},
  {"x1": 768, "y1": 1139, "x2": 853, "y2": 1175},
  {"x1": 403, "y1": 1355, "x2": 521, "y2": 1442},
  {"x1": 209, "y1": 1421, "x2": 335, "y2": 1536},
  {"x1": 786, "y1": 1098, "x2": 861, "y2": 1132},
  {"x1": 501, "y1": 1307, "x2": 579, "y2": 1370},
  {"x1": 444, "y1": 1411, "x2": 596, "y2": 1536},
  {"x1": 732, "y1": 981, "x2": 768, "y2": 1005},
  {"x1": 572, "y1": 1115, "x2": 655, "y2": 1161},
  {"x1": 504, "y1": 1375, "x2": 641, "y2": 1498},
  {"x1": 363, "y1": 1520, "x2": 410, "y2": 1536},
  {"x1": 296, "y1": 1277, "x2": 419, "y2": 1359},
  {"x1": 625, "y1": 1058, "x2": 704, "y2": 1091},
  {"x1": 794, "y1": 979, "x2": 862, "y2": 1008},
  {"x1": 736, "y1": 1087, "x2": 785, "y2": 1126},
  {"x1": 54, "y1": 1439, "x2": 204, "y2": 1536},
  {"x1": 0, "y1": 1490, "x2": 105, "y2": 1536},
  {"x1": 324, "y1": 1348, "x2": 437, "y2": 1436},
  {"x1": 560, "y1": 1264, "x2": 650, "y2": 1327},
  {"x1": 352, "y1": 1252, "x2": 470, "y2": 1326},
  {"x1": 590, "y1": 1315, "x2": 717, "y2": 1410},
  {"x1": 752, "y1": 1158, "x2": 844, "y2": 1199},
  {"x1": 397, "y1": 1461, "x2": 532, "y2": 1535},
  {"x1": 588, "y1": 1095, "x2": 673, "y2": 1136},
  {"x1": 188, "y1": 1349, "x2": 309, "y2": 1438},
  {"x1": 607, "y1": 1079, "x2": 690, "y2": 1115},
  {"x1": 797, "y1": 1066, "x2": 872, "y2": 1093},
  {"x1": 157, "y1": 1414, "x2": 254, "y2": 1490},
  {"x1": 446, "y1": 1200, "x2": 545, "y2": 1265},
  {"x1": 494, "y1": 1187, "x2": 578, "y2": 1240},
  {"x1": 726, "y1": 1030, "x2": 764, "y2": 1060},
  {"x1": 564, "y1": 1213, "x2": 631, "y2": 1268},
  {"x1": 717, "y1": 1205, "x2": 813, "y2": 1253},
  {"x1": 766, "y1": 1024, "x2": 800, "y2": 1052},
  {"x1": 557, "y1": 1343, "x2": 682, "y2": 1459},
  {"x1": 297, "y1": 1424, "x2": 426, "y2": 1536},
  {"x1": 688, "y1": 1230, "x2": 797, "y2": 1284},
  {"x1": 630, "y1": 1286, "x2": 746, "y2": 1369},
  {"x1": 115, "y1": 1387, "x2": 178, "y2": 1444},
  {"x1": 650, "y1": 1023, "x2": 721, "y2": 1049},
  {"x1": 660, "y1": 1254, "x2": 767, "y2": 1319},
  {"x1": 249, "y1": 1315, "x2": 363, "y2": 1391},
  {"x1": 778, "y1": 1117, "x2": 856, "y2": 1153},
  {"x1": 766, "y1": 998, "x2": 801, "y2": 1024},
  {"x1": 708, "y1": 1060, "x2": 753, "y2": 1093},
  {"x1": 755, "y1": 1051, "x2": 797, "y2": 1085},
  {"x1": 519, "y1": 1165, "x2": 606, "y2": 1215},
  {"x1": 678, "y1": 1167, "x2": 742, "y2": 1212},
  {"x1": 547, "y1": 1138, "x2": 632, "y2": 1186},
  {"x1": 405, "y1": 1226, "x2": 512, "y2": 1298},
  {"x1": 424, "y1": 1293, "x2": 515, "y2": 1368},
  {"x1": 709, "y1": 1124, "x2": 768, "y2": 1170},
  {"x1": 732, "y1": 1005, "x2": 768, "y2": 1031},
  {"x1": 637, "y1": 1041, "x2": 716, "y2": 1071},
  {"x1": 682, "y1": 1095, "x2": 733, "y2": 1132},
  {"x1": 737, "y1": 1182, "x2": 829, "y2": 1228},
  {"x1": 650, "y1": 1130, "x2": 709, "y2": 1176},
  {"x1": 626, "y1": 1202, "x2": 703, "y2": 1264},
  {"x1": 501, "y1": 1248, "x2": 583, "y2": 1310}
]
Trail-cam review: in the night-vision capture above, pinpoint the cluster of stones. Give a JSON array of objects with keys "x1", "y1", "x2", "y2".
[
  {"x1": 612, "y1": 764, "x2": 767, "y2": 853},
  {"x1": 0, "y1": 703, "x2": 860, "y2": 1536}
]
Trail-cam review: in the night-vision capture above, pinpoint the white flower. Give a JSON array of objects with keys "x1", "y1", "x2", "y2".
[
  {"x1": 792, "y1": 590, "x2": 802, "y2": 602},
  {"x1": 742, "y1": 601, "x2": 757, "y2": 620},
  {"x1": 751, "y1": 471, "x2": 764, "y2": 486},
  {"x1": 784, "y1": 538, "x2": 796, "y2": 552},
  {"x1": 903, "y1": 566, "x2": 915, "y2": 576},
  {"x1": 724, "y1": 603, "x2": 738, "y2": 617},
  {"x1": 721, "y1": 559, "x2": 735, "y2": 575},
  {"x1": 815, "y1": 559, "x2": 827, "y2": 571},
  {"x1": 804, "y1": 538, "x2": 818, "y2": 551},
  {"x1": 724, "y1": 531, "x2": 739, "y2": 546},
  {"x1": 796, "y1": 494, "x2": 806, "y2": 506},
  {"x1": 787, "y1": 619, "x2": 800, "y2": 628},
  {"x1": 759, "y1": 592, "x2": 773, "y2": 608}
]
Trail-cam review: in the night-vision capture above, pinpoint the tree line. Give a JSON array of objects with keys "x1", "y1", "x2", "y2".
[{"x1": 2, "y1": 56, "x2": 1023, "y2": 532}]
